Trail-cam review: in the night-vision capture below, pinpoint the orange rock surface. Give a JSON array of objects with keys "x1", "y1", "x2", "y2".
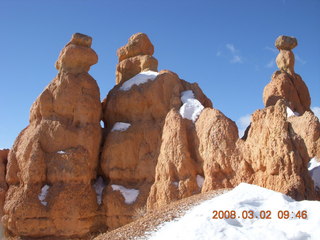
[
  {"x1": 115, "y1": 33, "x2": 158, "y2": 85},
  {"x1": 263, "y1": 35, "x2": 310, "y2": 115},
  {"x1": 3, "y1": 33, "x2": 103, "y2": 239},
  {"x1": 0, "y1": 149, "x2": 9, "y2": 218},
  {"x1": 1, "y1": 33, "x2": 319, "y2": 239}
]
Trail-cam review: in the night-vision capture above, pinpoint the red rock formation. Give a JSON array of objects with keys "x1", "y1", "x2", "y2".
[
  {"x1": 147, "y1": 35, "x2": 317, "y2": 210},
  {"x1": 3, "y1": 33, "x2": 103, "y2": 239},
  {"x1": 0, "y1": 149, "x2": 9, "y2": 218},
  {"x1": 116, "y1": 33, "x2": 158, "y2": 85},
  {"x1": 2, "y1": 33, "x2": 319, "y2": 239},
  {"x1": 288, "y1": 111, "x2": 320, "y2": 159},
  {"x1": 263, "y1": 35, "x2": 311, "y2": 115},
  {"x1": 238, "y1": 100, "x2": 315, "y2": 200},
  {"x1": 101, "y1": 33, "x2": 212, "y2": 229}
]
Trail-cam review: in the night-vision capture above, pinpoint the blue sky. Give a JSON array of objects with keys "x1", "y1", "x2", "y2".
[{"x1": 0, "y1": 0, "x2": 319, "y2": 149}]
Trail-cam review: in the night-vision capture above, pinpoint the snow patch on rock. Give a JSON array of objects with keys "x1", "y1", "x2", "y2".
[
  {"x1": 93, "y1": 176, "x2": 106, "y2": 205},
  {"x1": 111, "y1": 184, "x2": 139, "y2": 204},
  {"x1": 119, "y1": 70, "x2": 159, "y2": 91},
  {"x1": 196, "y1": 175, "x2": 204, "y2": 189},
  {"x1": 308, "y1": 157, "x2": 320, "y2": 190},
  {"x1": 111, "y1": 122, "x2": 131, "y2": 132},
  {"x1": 286, "y1": 107, "x2": 300, "y2": 118},
  {"x1": 38, "y1": 184, "x2": 50, "y2": 206},
  {"x1": 179, "y1": 90, "x2": 204, "y2": 122}
]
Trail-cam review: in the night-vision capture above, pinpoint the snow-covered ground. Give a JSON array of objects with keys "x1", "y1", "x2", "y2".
[
  {"x1": 119, "y1": 70, "x2": 159, "y2": 91},
  {"x1": 179, "y1": 90, "x2": 204, "y2": 122},
  {"x1": 146, "y1": 183, "x2": 320, "y2": 240}
]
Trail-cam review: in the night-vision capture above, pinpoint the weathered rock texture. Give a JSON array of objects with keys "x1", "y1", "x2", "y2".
[
  {"x1": 3, "y1": 33, "x2": 103, "y2": 239},
  {"x1": 146, "y1": 35, "x2": 318, "y2": 209},
  {"x1": 101, "y1": 67, "x2": 211, "y2": 228},
  {"x1": 263, "y1": 35, "x2": 311, "y2": 115},
  {"x1": 147, "y1": 100, "x2": 317, "y2": 209},
  {"x1": 2, "y1": 33, "x2": 319, "y2": 239},
  {"x1": 0, "y1": 149, "x2": 9, "y2": 218},
  {"x1": 288, "y1": 111, "x2": 320, "y2": 159},
  {"x1": 116, "y1": 33, "x2": 158, "y2": 85}
]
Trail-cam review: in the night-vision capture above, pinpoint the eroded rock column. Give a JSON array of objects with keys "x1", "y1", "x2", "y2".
[
  {"x1": 3, "y1": 33, "x2": 103, "y2": 239},
  {"x1": 263, "y1": 35, "x2": 311, "y2": 115}
]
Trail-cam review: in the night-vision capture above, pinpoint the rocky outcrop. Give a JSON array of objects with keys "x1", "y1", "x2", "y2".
[
  {"x1": 0, "y1": 149, "x2": 9, "y2": 218},
  {"x1": 3, "y1": 33, "x2": 103, "y2": 239},
  {"x1": 239, "y1": 100, "x2": 315, "y2": 200},
  {"x1": 288, "y1": 111, "x2": 320, "y2": 159},
  {"x1": 2, "y1": 33, "x2": 319, "y2": 239},
  {"x1": 115, "y1": 33, "x2": 158, "y2": 85},
  {"x1": 101, "y1": 67, "x2": 211, "y2": 227},
  {"x1": 100, "y1": 33, "x2": 212, "y2": 229},
  {"x1": 147, "y1": 35, "x2": 317, "y2": 210},
  {"x1": 263, "y1": 35, "x2": 311, "y2": 115}
]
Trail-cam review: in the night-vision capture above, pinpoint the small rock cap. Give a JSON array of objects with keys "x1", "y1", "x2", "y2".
[
  {"x1": 275, "y1": 35, "x2": 297, "y2": 50},
  {"x1": 70, "y1": 33, "x2": 92, "y2": 47}
]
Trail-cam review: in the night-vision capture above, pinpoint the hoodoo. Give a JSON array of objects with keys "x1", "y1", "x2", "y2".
[
  {"x1": 1, "y1": 33, "x2": 319, "y2": 239},
  {"x1": 2, "y1": 33, "x2": 103, "y2": 239}
]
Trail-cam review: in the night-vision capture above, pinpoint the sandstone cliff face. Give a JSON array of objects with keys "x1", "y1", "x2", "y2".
[
  {"x1": 3, "y1": 33, "x2": 103, "y2": 239},
  {"x1": 146, "y1": 35, "x2": 318, "y2": 210},
  {"x1": 0, "y1": 149, "x2": 9, "y2": 218},
  {"x1": 101, "y1": 34, "x2": 211, "y2": 228},
  {"x1": 239, "y1": 100, "x2": 315, "y2": 200}
]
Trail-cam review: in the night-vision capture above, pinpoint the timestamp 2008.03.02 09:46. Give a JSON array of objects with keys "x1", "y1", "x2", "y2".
[{"x1": 212, "y1": 210, "x2": 308, "y2": 220}]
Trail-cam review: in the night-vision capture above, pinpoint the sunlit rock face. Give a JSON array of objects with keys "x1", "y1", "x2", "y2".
[{"x1": 2, "y1": 33, "x2": 103, "y2": 239}]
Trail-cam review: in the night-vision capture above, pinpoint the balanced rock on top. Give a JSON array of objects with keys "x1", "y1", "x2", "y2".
[
  {"x1": 275, "y1": 35, "x2": 298, "y2": 50},
  {"x1": 3, "y1": 33, "x2": 102, "y2": 239},
  {"x1": 263, "y1": 35, "x2": 311, "y2": 115},
  {"x1": 116, "y1": 33, "x2": 158, "y2": 84}
]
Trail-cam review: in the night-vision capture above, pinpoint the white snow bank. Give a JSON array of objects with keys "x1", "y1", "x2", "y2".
[
  {"x1": 179, "y1": 90, "x2": 204, "y2": 122},
  {"x1": 57, "y1": 150, "x2": 66, "y2": 154},
  {"x1": 147, "y1": 183, "x2": 320, "y2": 240},
  {"x1": 111, "y1": 184, "x2": 139, "y2": 204},
  {"x1": 111, "y1": 122, "x2": 131, "y2": 132},
  {"x1": 286, "y1": 107, "x2": 300, "y2": 117},
  {"x1": 308, "y1": 157, "x2": 320, "y2": 190},
  {"x1": 119, "y1": 70, "x2": 159, "y2": 91},
  {"x1": 38, "y1": 184, "x2": 50, "y2": 206},
  {"x1": 196, "y1": 175, "x2": 204, "y2": 189},
  {"x1": 93, "y1": 176, "x2": 106, "y2": 205}
]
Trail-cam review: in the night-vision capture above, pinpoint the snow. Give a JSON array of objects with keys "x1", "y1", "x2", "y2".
[
  {"x1": 173, "y1": 181, "x2": 179, "y2": 187},
  {"x1": 179, "y1": 90, "x2": 204, "y2": 122},
  {"x1": 93, "y1": 176, "x2": 106, "y2": 205},
  {"x1": 286, "y1": 107, "x2": 300, "y2": 117},
  {"x1": 196, "y1": 175, "x2": 204, "y2": 189},
  {"x1": 147, "y1": 183, "x2": 320, "y2": 240},
  {"x1": 38, "y1": 184, "x2": 50, "y2": 206},
  {"x1": 111, "y1": 122, "x2": 131, "y2": 132},
  {"x1": 111, "y1": 184, "x2": 139, "y2": 204},
  {"x1": 119, "y1": 70, "x2": 159, "y2": 91},
  {"x1": 57, "y1": 150, "x2": 66, "y2": 154},
  {"x1": 308, "y1": 157, "x2": 320, "y2": 190}
]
